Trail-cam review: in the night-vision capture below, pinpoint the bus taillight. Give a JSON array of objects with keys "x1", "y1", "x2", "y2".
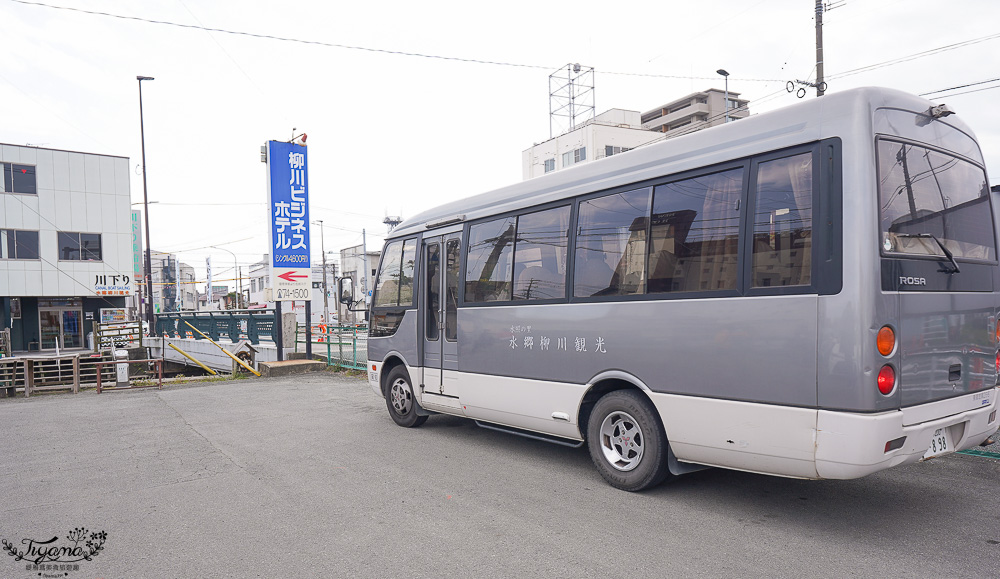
[
  {"x1": 877, "y1": 365, "x2": 896, "y2": 395},
  {"x1": 877, "y1": 326, "x2": 895, "y2": 356}
]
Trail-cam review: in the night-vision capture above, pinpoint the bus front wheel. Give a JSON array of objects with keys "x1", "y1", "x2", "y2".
[
  {"x1": 586, "y1": 390, "x2": 672, "y2": 491},
  {"x1": 384, "y1": 366, "x2": 428, "y2": 428}
]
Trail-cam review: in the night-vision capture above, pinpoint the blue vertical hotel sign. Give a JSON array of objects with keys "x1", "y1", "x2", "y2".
[{"x1": 266, "y1": 140, "x2": 311, "y2": 301}]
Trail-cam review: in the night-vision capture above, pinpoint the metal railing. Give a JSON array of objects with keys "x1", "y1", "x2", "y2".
[
  {"x1": 295, "y1": 324, "x2": 368, "y2": 370},
  {"x1": 155, "y1": 310, "x2": 276, "y2": 345},
  {"x1": 96, "y1": 358, "x2": 163, "y2": 393}
]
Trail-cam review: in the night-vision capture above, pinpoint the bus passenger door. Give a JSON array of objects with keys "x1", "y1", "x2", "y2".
[{"x1": 420, "y1": 233, "x2": 462, "y2": 408}]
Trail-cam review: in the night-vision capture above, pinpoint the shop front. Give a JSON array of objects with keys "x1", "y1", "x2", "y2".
[
  {"x1": 38, "y1": 299, "x2": 84, "y2": 350},
  {"x1": 2, "y1": 296, "x2": 127, "y2": 352}
]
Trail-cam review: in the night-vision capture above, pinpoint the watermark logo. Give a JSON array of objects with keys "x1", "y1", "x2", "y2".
[{"x1": 2, "y1": 528, "x2": 106, "y2": 576}]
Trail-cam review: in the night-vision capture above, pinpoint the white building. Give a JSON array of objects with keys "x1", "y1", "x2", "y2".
[
  {"x1": 0, "y1": 143, "x2": 134, "y2": 351},
  {"x1": 522, "y1": 109, "x2": 662, "y2": 180},
  {"x1": 523, "y1": 89, "x2": 750, "y2": 180},
  {"x1": 338, "y1": 244, "x2": 380, "y2": 325},
  {"x1": 641, "y1": 88, "x2": 749, "y2": 135}
]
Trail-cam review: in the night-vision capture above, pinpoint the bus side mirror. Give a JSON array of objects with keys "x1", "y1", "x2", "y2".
[{"x1": 338, "y1": 278, "x2": 354, "y2": 304}]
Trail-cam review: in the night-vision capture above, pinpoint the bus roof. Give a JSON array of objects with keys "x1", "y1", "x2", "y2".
[{"x1": 389, "y1": 87, "x2": 976, "y2": 239}]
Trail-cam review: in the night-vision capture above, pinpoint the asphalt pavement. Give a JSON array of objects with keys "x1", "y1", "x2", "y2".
[{"x1": 0, "y1": 373, "x2": 998, "y2": 578}]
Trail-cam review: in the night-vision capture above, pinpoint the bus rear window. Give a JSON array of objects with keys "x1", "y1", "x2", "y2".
[{"x1": 878, "y1": 140, "x2": 995, "y2": 261}]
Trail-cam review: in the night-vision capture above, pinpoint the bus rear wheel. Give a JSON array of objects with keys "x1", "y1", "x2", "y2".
[
  {"x1": 385, "y1": 366, "x2": 427, "y2": 428},
  {"x1": 586, "y1": 390, "x2": 672, "y2": 491}
]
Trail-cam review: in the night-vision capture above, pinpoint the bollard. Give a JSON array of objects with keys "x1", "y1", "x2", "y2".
[{"x1": 114, "y1": 350, "x2": 129, "y2": 387}]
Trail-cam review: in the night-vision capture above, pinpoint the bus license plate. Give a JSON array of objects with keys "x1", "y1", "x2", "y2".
[{"x1": 922, "y1": 428, "x2": 952, "y2": 459}]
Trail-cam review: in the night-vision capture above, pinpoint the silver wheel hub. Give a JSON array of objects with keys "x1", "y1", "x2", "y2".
[
  {"x1": 389, "y1": 378, "x2": 413, "y2": 415},
  {"x1": 599, "y1": 411, "x2": 644, "y2": 471}
]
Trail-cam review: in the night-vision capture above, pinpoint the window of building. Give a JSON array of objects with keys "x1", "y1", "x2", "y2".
[
  {"x1": 465, "y1": 216, "x2": 515, "y2": 302},
  {"x1": 1, "y1": 229, "x2": 40, "y2": 259},
  {"x1": 648, "y1": 168, "x2": 743, "y2": 293},
  {"x1": 641, "y1": 110, "x2": 665, "y2": 124},
  {"x1": 668, "y1": 102, "x2": 691, "y2": 114},
  {"x1": 58, "y1": 232, "x2": 102, "y2": 261},
  {"x1": 605, "y1": 146, "x2": 632, "y2": 158},
  {"x1": 562, "y1": 147, "x2": 586, "y2": 168},
  {"x1": 1, "y1": 163, "x2": 36, "y2": 195},
  {"x1": 751, "y1": 153, "x2": 813, "y2": 287},
  {"x1": 251, "y1": 279, "x2": 257, "y2": 292},
  {"x1": 544, "y1": 158, "x2": 556, "y2": 173},
  {"x1": 669, "y1": 119, "x2": 692, "y2": 131},
  {"x1": 513, "y1": 206, "x2": 570, "y2": 300},
  {"x1": 574, "y1": 188, "x2": 649, "y2": 297}
]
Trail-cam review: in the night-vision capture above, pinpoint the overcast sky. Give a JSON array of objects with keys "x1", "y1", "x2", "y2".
[{"x1": 3, "y1": 0, "x2": 999, "y2": 291}]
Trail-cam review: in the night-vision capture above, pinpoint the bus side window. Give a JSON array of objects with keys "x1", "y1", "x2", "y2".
[
  {"x1": 575, "y1": 188, "x2": 649, "y2": 297},
  {"x1": 649, "y1": 168, "x2": 743, "y2": 293},
  {"x1": 751, "y1": 152, "x2": 813, "y2": 288},
  {"x1": 512, "y1": 205, "x2": 570, "y2": 300},
  {"x1": 466, "y1": 217, "x2": 515, "y2": 302},
  {"x1": 426, "y1": 243, "x2": 440, "y2": 340},
  {"x1": 445, "y1": 240, "x2": 459, "y2": 340}
]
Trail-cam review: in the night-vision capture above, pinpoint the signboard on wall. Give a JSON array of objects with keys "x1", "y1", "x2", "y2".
[
  {"x1": 94, "y1": 274, "x2": 132, "y2": 296},
  {"x1": 100, "y1": 308, "x2": 127, "y2": 324},
  {"x1": 265, "y1": 140, "x2": 311, "y2": 301},
  {"x1": 131, "y1": 210, "x2": 143, "y2": 280}
]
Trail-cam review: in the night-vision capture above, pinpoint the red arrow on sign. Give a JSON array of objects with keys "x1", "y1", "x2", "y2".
[{"x1": 277, "y1": 271, "x2": 308, "y2": 282}]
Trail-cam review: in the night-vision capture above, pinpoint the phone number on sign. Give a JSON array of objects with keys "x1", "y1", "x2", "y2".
[
  {"x1": 276, "y1": 288, "x2": 311, "y2": 300},
  {"x1": 275, "y1": 255, "x2": 308, "y2": 264}
]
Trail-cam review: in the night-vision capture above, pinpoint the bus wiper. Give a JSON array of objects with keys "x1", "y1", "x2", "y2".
[{"x1": 897, "y1": 233, "x2": 961, "y2": 273}]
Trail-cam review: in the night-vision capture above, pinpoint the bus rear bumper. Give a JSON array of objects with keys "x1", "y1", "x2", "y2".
[{"x1": 815, "y1": 387, "x2": 999, "y2": 479}]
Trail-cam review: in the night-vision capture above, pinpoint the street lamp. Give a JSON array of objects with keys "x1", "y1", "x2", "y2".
[
  {"x1": 716, "y1": 69, "x2": 730, "y2": 123},
  {"x1": 137, "y1": 75, "x2": 155, "y2": 333},
  {"x1": 211, "y1": 246, "x2": 241, "y2": 309}
]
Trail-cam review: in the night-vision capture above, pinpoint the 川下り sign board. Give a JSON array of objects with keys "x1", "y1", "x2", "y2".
[{"x1": 265, "y1": 140, "x2": 311, "y2": 301}]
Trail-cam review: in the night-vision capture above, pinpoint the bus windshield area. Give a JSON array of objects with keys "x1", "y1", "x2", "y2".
[{"x1": 878, "y1": 140, "x2": 995, "y2": 262}]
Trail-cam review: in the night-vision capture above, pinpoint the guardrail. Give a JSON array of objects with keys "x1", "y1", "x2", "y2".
[
  {"x1": 295, "y1": 324, "x2": 368, "y2": 370},
  {"x1": 155, "y1": 310, "x2": 276, "y2": 345}
]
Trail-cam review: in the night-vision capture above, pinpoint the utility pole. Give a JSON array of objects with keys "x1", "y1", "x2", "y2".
[
  {"x1": 815, "y1": 0, "x2": 826, "y2": 97},
  {"x1": 319, "y1": 219, "x2": 330, "y2": 325}
]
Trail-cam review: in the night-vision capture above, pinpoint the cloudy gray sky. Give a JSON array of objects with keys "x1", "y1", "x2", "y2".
[{"x1": 3, "y1": 0, "x2": 999, "y2": 291}]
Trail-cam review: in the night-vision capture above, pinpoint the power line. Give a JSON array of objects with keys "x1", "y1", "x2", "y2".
[
  {"x1": 922, "y1": 83, "x2": 1000, "y2": 99},
  {"x1": 8, "y1": 0, "x2": 782, "y2": 83},
  {"x1": 920, "y1": 77, "x2": 1000, "y2": 97},
  {"x1": 828, "y1": 31, "x2": 1000, "y2": 81}
]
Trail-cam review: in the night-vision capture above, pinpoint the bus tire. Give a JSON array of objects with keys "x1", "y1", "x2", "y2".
[
  {"x1": 385, "y1": 366, "x2": 427, "y2": 428},
  {"x1": 586, "y1": 390, "x2": 672, "y2": 491}
]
